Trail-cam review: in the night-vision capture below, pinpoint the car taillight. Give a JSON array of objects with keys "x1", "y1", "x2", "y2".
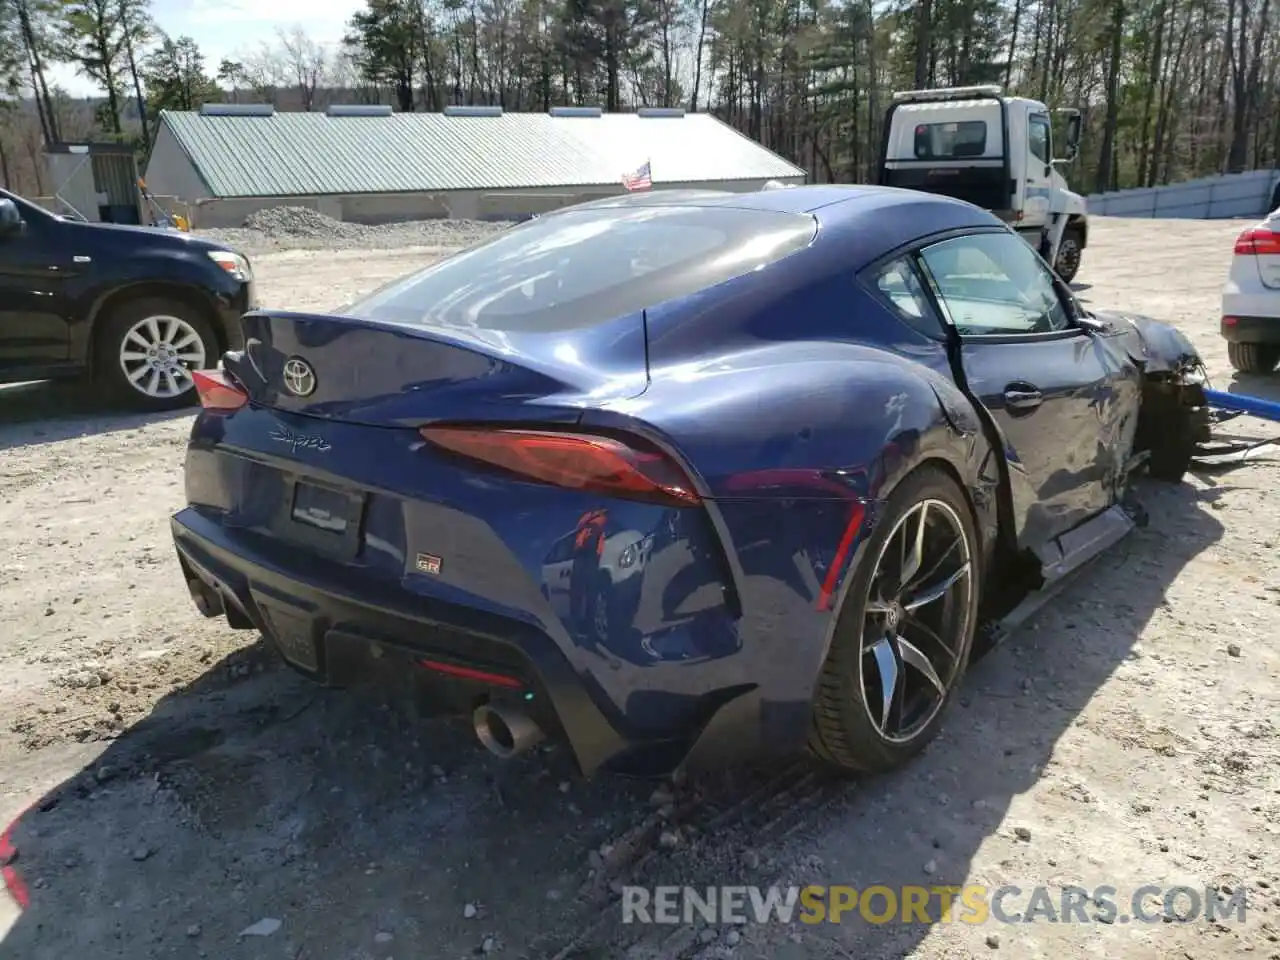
[
  {"x1": 1234, "y1": 225, "x2": 1280, "y2": 256},
  {"x1": 192, "y1": 368, "x2": 248, "y2": 412},
  {"x1": 419, "y1": 426, "x2": 701, "y2": 507}
]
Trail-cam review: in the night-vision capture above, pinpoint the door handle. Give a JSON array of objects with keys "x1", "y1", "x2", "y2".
[{"x1": 1004, "y1": 386, "x2": 1043, "y2": 410}]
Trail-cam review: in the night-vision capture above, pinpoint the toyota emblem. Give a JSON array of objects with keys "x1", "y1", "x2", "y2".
[{"x1": 282, "y1": 357, "x2": 316, "y2": 397}]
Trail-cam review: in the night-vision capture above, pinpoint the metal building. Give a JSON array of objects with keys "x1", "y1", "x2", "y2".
[
  {"x1": 142, "y1": 104, "x2": 808, "y2": 228},
  {"x1": 44, "y1": 142, "x2": 143, "y2": 223}
]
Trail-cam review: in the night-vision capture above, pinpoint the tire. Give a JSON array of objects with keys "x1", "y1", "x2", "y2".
[
  {"x1": 1139, "y1": 376, "x2": 1207, "y2": 484},
  {"x1": 808, "y1": 466, "x2": 981, "y2": 774},
  {"x1": 1144, "y1": 411, "x2": 1197, "y2": 483},
  {"x1": 94, "y1": 297, "x2": 219, "y2": 411},
  {"x1": 1226, "y1": 341, "x2": 1280, "y2": 374},
  {"x1": 1053, "y1": 226, "x2": 1084, "y2": 284}
]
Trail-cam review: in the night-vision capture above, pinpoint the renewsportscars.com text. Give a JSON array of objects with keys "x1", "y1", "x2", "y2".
[{"x1": 621, "y1": 884, "x2": 1248, "y2": 926}]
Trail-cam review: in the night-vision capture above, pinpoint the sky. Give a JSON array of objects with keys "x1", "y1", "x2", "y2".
[{"x1": 47, "y1": 0, "x2": 364, "y2": 97}]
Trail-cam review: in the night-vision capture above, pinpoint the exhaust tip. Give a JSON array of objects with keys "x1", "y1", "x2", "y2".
[{"x1": 473, "y1": 702, "x2": 544, "y2": 759}]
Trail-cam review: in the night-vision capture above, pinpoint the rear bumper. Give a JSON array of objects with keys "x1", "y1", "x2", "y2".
[
  {"x1": 170, "y1": 507, "x2": 782, "y2": 777},
  {"x1": 1221, "y1": 314, "x2": 1280, "y2": 344}
]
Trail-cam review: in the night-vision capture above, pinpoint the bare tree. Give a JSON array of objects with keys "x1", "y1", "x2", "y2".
[
  {"x1": 328, "y1": 47, "x2": 358, "y2": 90},
  {"x1": 277, "y1": 25, "x2": 328, "y2": 110},
  {"x1": 236, "y1": 40, "x2": 289, "y2": 104}
]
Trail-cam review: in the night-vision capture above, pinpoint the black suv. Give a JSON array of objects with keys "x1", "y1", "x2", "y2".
[{"x1": 0, "y1": 188, "x2": 254, "y2": 411}]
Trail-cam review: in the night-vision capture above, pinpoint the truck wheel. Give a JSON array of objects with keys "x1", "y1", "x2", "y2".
[
  {"x1": 1227, "y1": 342, "x2": 1280, "y2": 374},
  {"x1": 95, "y1": 297, "x2": 218, "y2": 411},
  {"x1": 1053, "y1": 226, "x2": 1084, "y2": 284}
]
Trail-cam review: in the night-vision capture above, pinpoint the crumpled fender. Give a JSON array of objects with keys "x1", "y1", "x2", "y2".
[{"x1": 1095, "y1": 309, "x2": 1202, "y2": 375}]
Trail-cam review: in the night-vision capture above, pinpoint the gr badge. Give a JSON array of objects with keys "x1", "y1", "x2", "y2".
[{"x1": 415, "y1": 553, "x2": 442, "y2": 575}]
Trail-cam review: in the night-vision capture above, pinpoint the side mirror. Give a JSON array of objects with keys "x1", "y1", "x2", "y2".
[
  {"x1": 1063, "y1": 113, "x2": 1082, "y2": 161},
  {"x1": 0, "y1": 199, "x2": 20, "y2": 236}
]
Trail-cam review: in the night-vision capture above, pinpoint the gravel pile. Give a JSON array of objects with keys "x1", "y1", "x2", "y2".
[
  {"x1": 196, "y1": 204, "x2": 513, "y2": 256},
  {"x1": 243, "y1": 205, "x2": 371, "y2": 240}
]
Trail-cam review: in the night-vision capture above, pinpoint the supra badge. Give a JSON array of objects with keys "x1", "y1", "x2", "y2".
[
  {"x1": 415, "y1": 553, "x2": 443, "y2": 575},
  {"x1": 269, "y1": 425, "x2": 331, "y2": 453}
]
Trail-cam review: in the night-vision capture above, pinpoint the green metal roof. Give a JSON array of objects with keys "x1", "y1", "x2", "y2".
[{"x1": 155, "y1": 110, "x2": 807, "y2": 199}]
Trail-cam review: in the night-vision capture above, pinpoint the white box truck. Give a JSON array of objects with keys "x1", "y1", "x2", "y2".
[{"x1": 877, "y1": 85, "x2": 1088, "y2": 283}]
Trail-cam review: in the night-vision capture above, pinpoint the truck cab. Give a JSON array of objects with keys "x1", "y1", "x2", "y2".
[{"x1": 877, "y1": 85, "x2": 1088, "y2": 283}]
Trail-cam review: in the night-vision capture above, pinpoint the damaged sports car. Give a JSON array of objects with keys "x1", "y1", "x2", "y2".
[{"x1": 170, "y1": 185, "x2": 1208, "y2": 779}]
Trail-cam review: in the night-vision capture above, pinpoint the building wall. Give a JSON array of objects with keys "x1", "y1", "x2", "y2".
[
  {"x1": 44, "y1": 153, "x2": 101, "y2": 222},
  {"x1": 143, "y1": 125, "x2": 214, "y2": 204},
  {"x1": 185, "y1": 176, "x2": 805, "y2": 228}
]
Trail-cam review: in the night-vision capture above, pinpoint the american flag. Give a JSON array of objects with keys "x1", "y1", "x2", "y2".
[{"x1": 621, "y1": 160, "x2": 652, "y2": 191}]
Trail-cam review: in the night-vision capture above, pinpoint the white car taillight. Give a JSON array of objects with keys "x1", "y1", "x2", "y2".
[{"x1": 1233, "y1": 225, "x2": 1280, "y2": 256}]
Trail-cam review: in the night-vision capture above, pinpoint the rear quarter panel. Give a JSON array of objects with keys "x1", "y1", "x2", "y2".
[{"x1": 582, "y1": 328, "x2": 999, "y2": 724}]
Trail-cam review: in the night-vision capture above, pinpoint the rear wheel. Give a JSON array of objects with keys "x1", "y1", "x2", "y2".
[
  {"x1": 809, "y1": 467, "x2": 980, "y2": 774},
  {"x1": 95, "y1": 297, "x2": 218, "y2": 411},
  {"x1": 1226, "y1": 342, "x2": 1280, "y2": 374}
]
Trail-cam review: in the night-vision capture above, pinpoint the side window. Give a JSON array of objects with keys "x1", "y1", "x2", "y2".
[
  {"x1": 918, "y1": 232, "x2": 1070, "y2": 336},
  {"x1": 1029, "y1": 116, "x2": 1051, "y2": 166},
  {"x1": 870, "y1": 257, "x2": 946, "y2": 339}
]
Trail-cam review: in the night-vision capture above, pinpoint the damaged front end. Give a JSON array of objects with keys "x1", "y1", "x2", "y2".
[{"x1": 1101, "y1": 311, "x2": 1212, "y2": 482}]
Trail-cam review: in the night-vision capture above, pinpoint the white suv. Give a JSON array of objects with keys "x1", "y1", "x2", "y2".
[{"x1": 1223, "y1": 208, "x2": 1280, "y2": 373}]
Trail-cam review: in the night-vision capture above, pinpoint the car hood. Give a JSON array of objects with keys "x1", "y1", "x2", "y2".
[{"x1": 63, "y1": 219, "x2": 240, "y2": 255}]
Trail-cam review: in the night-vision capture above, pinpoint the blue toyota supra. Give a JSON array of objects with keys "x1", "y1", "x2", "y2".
[{"x1": 171, "y1": 186, "x2": 1208, "y2": 779}]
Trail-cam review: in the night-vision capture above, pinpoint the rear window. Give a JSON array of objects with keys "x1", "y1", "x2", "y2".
[
  {"x1": 913, "y1": 121, "x2": 988, "y2": 160},
  {"x1": 344, "y1": 205, "x2": 817, "y2": 331}
]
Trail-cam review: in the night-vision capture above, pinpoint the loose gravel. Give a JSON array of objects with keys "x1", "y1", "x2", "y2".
[
  {"x1": 0, "y1": 217, "x2": 1277, "y2": 960},
  {"x1": 195, "y1": 205, "x2": 513, "y2": 256}
]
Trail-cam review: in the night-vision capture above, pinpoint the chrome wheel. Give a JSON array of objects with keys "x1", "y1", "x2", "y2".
[
  {"x1": 859, "y1": 498, "x2": 973, "y2": 744},
  {"x1": 118, "y1": 314, "x2": 207, "y2": 399}
]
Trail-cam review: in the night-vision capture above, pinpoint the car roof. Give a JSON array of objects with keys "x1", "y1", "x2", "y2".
[
  {"x1": 558, "y1": 183, "x2": 988, "y2": 216},
  {"x1": 556, "y1": 185, "x2": 1004, "y2": 266}
]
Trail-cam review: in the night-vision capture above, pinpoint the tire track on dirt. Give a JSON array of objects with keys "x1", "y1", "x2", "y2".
[{"x1": 536, "y1": 759, "x2": 851, "y2": 959}]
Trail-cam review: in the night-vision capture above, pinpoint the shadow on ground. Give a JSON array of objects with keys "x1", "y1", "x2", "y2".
[
  {"x1": 1226, "y1": 370, "x2": 1280, "y2": 404},
  {"x1": 722, "y1": 479, "x2": 1226, "y2": 960},
  {"x1": 0, "y1": 381, "x2": 191, "y2": 452},
  {"x1": 0, "y1": 481, "x2": 1222, "y2": 960}
]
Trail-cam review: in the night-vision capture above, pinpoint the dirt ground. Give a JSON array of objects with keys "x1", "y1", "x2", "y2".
[{"x1": 1, "y1": 218, "x2": 1278, "y2": 960}]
